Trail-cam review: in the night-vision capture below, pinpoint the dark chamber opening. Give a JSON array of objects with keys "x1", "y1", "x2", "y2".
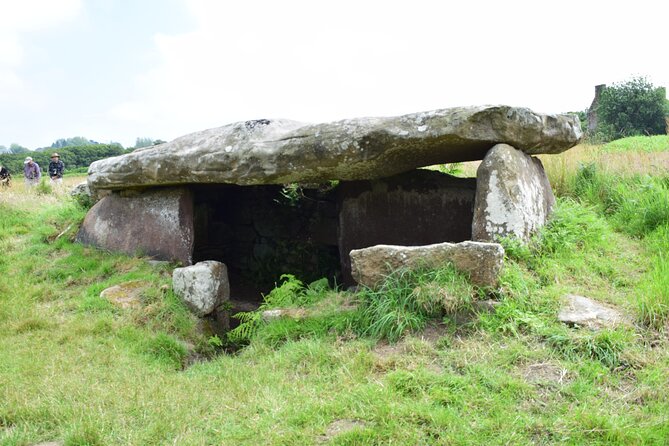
[
  {"x1": 192, "y1": 184, "x2": 341, "y2": 306},
  {"x1": 191, "y1": 171, "x2": 477, "y2": 311}
]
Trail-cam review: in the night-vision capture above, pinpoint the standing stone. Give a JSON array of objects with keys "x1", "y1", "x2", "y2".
[
  {"x1": 76, "y1": 187, "x2": 194, "y2": 265},
  {"x1": 349, "y1": 241, "x2": 504, "y2": 289},
  {"x1": 472, "y1": 144, "x2": 555, "y2": 243},
  {"x1": 172, "y1": 261, "x2": 230, "y2": 317}
]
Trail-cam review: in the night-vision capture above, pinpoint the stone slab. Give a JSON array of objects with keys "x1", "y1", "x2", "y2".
[
  {"x1": 88, "y1": 106, "x2": 581, "y2": 190},
  {"x1": 76, "y1": 187, "x2": 194, "y2": 264},
  {"x1": 349, "y1": 240, "x2": 504, "y2": 288}
]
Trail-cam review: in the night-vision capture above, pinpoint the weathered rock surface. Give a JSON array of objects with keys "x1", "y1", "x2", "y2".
[
  {"x1": 70, "y1": 181, "x2": 90, "y2": 198},
  {"x1": 76, "y1": 187, "x2": 194, "y2": 265},
  {"x1": 88, "y1": 106, "x2": 581, "y2": 190},
  {"x1": 558, "y1": 294, "x2": 629, "y2": 330},
  {"x1": 472, "y1": 143, "x2": 556, "y2": 242},
  {"x1": 172, "y1": 261, "x2": 230, "y2": 317},
  {"x1": 99, "y1": 280, "x2": 147, "y2": 309},
  {"x1": 349, "y1": 241, "x2": 504, "y2": 288}
]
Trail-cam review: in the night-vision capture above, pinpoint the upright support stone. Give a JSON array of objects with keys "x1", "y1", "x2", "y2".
[
  {"x1": 76, "y1": 187, "x2": 194, "y2": 264},
  {"x1": 472, "y1": 144, "x2": 555, "y2": 243}
]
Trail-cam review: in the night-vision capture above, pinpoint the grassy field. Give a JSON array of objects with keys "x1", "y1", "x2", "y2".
[{"x1": 1, "y1": 137, "x2": 668, "y2": 445}]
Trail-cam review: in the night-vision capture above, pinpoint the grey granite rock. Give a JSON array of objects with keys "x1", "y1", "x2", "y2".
[
  {"x1": 472, "y1": 143, "x2": 556, "y2": 242},
  {"x1": 349, "y1": 241, "x2": 504, "y2": 289},
  {"x1": 88, "y1": 106, "x2": 581, "y2": 190}
]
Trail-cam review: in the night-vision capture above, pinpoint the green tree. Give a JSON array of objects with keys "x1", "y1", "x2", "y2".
[
  {"x1": 596, "y1": 76, "x2": 667, "y2": 140},
  {"x1": 134, "y1": 137, "x2": 154, "y2": 149},
  {"x1": 9, "y1": 143, "x2": 29, "y2": 154},
  {"x1": 51, "y1": 136, "x2": 97, "y2": 148}
]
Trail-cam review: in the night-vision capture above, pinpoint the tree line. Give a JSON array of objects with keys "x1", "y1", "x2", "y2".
[
  {"x1": 0, "y1": 137, "x2": 165, "y2": 175},
  {"x1": 0, "y1": 144, "x2": 128, "y2": 175}
]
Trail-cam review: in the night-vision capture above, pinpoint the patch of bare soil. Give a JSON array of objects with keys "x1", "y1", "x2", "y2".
[
  {"x1": 521, "y1": 362, "x2": 572, "y2": 386},
  {"x1": 317, "y1": 419, "x2": 367, "y2": 443}
]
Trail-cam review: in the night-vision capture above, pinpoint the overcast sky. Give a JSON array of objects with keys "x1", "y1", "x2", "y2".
[{"x1": 1, "y1": 0, "x2": 667, "y2": 150}]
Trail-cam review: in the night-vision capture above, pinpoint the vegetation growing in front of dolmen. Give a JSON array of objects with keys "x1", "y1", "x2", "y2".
[{"x1": 1, "y1": 137, "x2": 669, "y2": 444}]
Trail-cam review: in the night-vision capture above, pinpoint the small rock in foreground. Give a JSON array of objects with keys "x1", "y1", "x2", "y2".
[{"x1": 558, "y1": 294, "x2": 629, "y2": 330}]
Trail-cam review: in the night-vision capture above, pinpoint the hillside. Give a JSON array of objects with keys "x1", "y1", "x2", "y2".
[{"x1": 1, "y1": 137, "x2": 668, "y2": 445}]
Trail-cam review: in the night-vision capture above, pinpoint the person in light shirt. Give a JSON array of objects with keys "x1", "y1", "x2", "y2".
[{"x1": 23, "y1": 157, "x2": 41, "y2": 190}]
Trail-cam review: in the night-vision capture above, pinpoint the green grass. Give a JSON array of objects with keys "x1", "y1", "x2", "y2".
[
  {"x1": 603, "y1": 135, "x2": 669, "y2": 153},
  {"x1": 2, "y1": 137, "x2": 669, "y2": 444}
]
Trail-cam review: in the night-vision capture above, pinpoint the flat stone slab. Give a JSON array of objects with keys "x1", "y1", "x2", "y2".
[
  {"x1": 349, "y1": 240, "x2": 504, "y2": 288},
  {"x1": 558, "y1": 295, "x2": 629, "y2": 330},
  {"x1": 99, "y1": 280, "x2": 147, "y2": 309},
  {"x1": 88, "y1": 106, "x2": 581, "y2": 190}
]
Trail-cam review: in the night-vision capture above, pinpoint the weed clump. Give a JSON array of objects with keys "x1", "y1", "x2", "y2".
[{"x1": 227, "y1": 266, "x2": 480, "y2": 347}]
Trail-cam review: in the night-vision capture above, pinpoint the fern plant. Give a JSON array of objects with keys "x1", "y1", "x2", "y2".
[{"x1": 227, "y1": 274, "x2": 306, "y2": 343}]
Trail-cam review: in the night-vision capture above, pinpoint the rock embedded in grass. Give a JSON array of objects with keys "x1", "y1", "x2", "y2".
[
  {"x1": 172, "y1": 261, "x2": 230, "y2": 317},
  {"x1": 99, "y1": 280, "x2": 147, "y2": 309},
  {"x1": 558, "y1": 294, "x2": 630, "y2": 330}
]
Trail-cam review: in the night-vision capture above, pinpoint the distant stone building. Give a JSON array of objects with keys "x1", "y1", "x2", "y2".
[{"x1": 587, "y1": 84, "x2": 606, "y2": 133}]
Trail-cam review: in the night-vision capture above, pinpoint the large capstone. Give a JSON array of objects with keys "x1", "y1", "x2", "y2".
[
  {"x1": 76, "y1": 187, "x2": 194, "y2": 264},
  {"x1": 88, "y1": 106, "x2": 581, "y2": 190},
  {"x1": 349, "y1": 241, "x2": 505, "y2": 289},
  {"x1": 472, "y1": 143, "x2": 556, "y2": 242}
]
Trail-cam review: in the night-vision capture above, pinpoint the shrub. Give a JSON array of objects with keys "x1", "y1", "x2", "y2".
[{"x1": 596, "y1": 76, "x2": 667, "y2": 141}]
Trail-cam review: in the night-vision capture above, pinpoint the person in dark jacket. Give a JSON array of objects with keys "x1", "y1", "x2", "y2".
[
  {"x1": 48, "y1": 153, "x2": 65, "y2": 187},
  {"x1": 0, "y1": 164, "x2": 10, "y2": 189}
]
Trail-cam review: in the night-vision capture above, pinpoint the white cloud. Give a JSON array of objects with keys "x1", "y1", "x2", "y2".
[
  {"x1": 0, "y1": 0, "x2": 82, "y2": 104},
  {"x1": 107, "y1": 0, "x2": 668, "y2": 142}
]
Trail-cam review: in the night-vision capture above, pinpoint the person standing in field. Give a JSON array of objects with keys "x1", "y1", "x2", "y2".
[
  {"x1": 23, "y1": 157, "x2": 41, "y2": 190},
  {"x1": 48, "y1": 153, "x2": 65, "y2": 188},
  {"x1": 0, "y1": 164, "x2": 11, "y2": 189}
]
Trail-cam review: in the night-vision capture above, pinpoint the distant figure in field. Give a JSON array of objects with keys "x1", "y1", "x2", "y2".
[
  {"x1": 48, "y1": 153, "x2": 65, "y2": 188},
  {"x1": 23, "y1": 157, "x2": 41, "y2": 189},
  {"x1": 0, "y1": 164, "x2": 10, "y2": 189}
]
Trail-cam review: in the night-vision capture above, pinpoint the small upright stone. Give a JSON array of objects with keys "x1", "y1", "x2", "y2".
[
  {"x1": 472, "y1": 143, "x2": 556, "y2": 243},
  {"x1": 172, "y1": 261, "x2": 230, "y2": 317}
]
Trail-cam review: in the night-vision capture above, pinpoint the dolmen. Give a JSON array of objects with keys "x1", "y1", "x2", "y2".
[{"x1": 77, "y1": 105, "x2": 581, "y2": 296}]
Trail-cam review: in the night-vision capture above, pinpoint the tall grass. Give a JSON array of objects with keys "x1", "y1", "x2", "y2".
[
  {"x1": 541, "y1": 138, "x2": 669, "y2": 329},
  {"x1": 356, "y1": 266, "x2": 475, "y2": 342}
]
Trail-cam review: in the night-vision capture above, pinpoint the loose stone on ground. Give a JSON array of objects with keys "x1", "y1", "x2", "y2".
[
  {"x1": 172, "y1": 261, "x2": 230, "y2": 317},
  {"x1": 558, "y1": 294, "x2": 630, "y2": 330},
  {"x1": 99, "y1": 280, "x2": 147, "y2": 309}
]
